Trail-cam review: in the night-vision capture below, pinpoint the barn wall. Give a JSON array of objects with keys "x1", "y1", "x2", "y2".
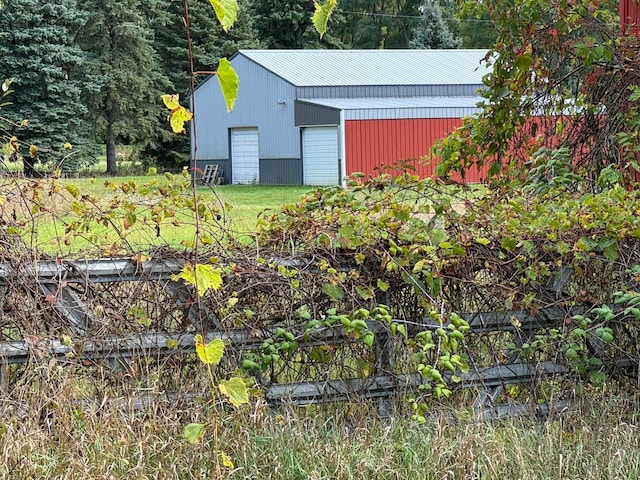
[
  {"x1": 295, "y1": 101, "x2": 340, "y2": 126},
  {"x1": 621, "y1": 0, "x2": 640, "y2": 36},
  {"x1": 297, "y1": 84, "x2": 483, "y2": 99},
  {"x1": 191, "y1": 55, "x2": 301, "y2": 162},
  {"x1": 259, "y1": 159, "x2": 303, "y2": 185},
  {"x1": 345, "y1": 117, "x2": 485, "y2": 183}
]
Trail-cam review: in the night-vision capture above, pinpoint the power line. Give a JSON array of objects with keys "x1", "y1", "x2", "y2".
[{"x1": 339, "y1": 9, "x2": 496, "y2": 24}]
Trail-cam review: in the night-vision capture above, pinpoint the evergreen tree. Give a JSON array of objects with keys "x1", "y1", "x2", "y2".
[
  {"x1": 248, "y1": 0, "x2": 344, "y2": 49},
  {"x1": 0, "y1": 0, "x2": 98, "y2": 175},
  {"x1": 410, "y1": 3, "x2": 461, "y2": 49},
  {"x1": 146, "y1": 0, "x2": 262, "y2": 170},
  {"x1": 77, "y1": 0, "x2": 170, "y2": 175}
]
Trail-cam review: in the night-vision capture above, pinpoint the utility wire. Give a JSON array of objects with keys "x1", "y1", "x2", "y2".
[{"x1": 339, "y1": 10, "x2": 496, "y2": 24}]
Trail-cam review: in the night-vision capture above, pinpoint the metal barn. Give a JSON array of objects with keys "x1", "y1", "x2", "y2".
[{"x1": 191, "y1": 49, "x2": 488, "y2": 185}]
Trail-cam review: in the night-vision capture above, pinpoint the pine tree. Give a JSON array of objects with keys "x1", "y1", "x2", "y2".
[
  {"x1": 77, "y1": 0, "x2": 170, "y2": 175},
  {"x1": 410, "y1": 2, "x2": 461, "y2": 49},
  {"x1": 0, "y1": 0, "x2": 98, "y2": 175},
  {"x1": 248, "y1": 0, "x2": 344, "y2": 49}
]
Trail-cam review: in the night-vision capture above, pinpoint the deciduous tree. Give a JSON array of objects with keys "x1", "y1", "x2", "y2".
[{"x1": 433, "y1": 0, "x2": 639, "y2": 188}]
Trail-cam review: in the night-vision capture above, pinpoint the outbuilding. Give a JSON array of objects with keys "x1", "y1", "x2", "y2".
[{"x1": 191, "y1": 49, "x2": 488, "y2": 185}]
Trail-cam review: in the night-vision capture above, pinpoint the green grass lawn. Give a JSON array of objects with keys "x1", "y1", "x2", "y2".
[
  {"x1": 6, "y1": 174, "x2": 312, "y2": 254},
  {"x1": 65, "y1": 175, "x2": 309, "y2": 219}
]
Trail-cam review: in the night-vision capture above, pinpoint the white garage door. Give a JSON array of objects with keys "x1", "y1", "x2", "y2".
[
  {"x1": 231, "y1": 128, "x2": 259, "y2": 184},
  {"x1": 302, "y1": 126, "x2": 339, "y2": 186}
]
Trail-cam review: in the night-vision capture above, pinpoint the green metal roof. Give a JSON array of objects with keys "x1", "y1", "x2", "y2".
[{"x1": 236, "y1": 49, "x2": 490, "y2": 87}]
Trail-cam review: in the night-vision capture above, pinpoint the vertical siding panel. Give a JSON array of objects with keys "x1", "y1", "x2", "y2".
[
  {"x1": 621, "y1": 0, "x2": 640, "y2": 36},
  {"x1": 345, "y1": 118, "x2": 469, "y2": 181}
]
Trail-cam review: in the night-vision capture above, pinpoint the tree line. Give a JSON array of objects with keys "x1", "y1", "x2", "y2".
[{"x1": 0, "y1": 0, "x2": 494, "y2": 175}]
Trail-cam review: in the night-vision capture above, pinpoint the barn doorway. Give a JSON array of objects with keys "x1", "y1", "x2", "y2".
[
  {"x1": 231, "y1": 128, "x2": 259, "y2": 184},
  {"x1": 302, "y1": 126, "x2": 339, "y2": 185}
]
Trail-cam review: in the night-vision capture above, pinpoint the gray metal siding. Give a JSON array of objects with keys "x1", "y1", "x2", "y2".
[
  {"x1": 294, "y1": 101, "x2": 340, "y2": 126},
  {"x1": 194, "y1": 159, "x2": 232, "y2": 184},
  {"x1": 192, "y1": 56, "x2": 301, "y2": 162},
  {"x1": 296, "y1": 84, "x2": 483, "y2": 99},
  {"x1": 259, "y1": 159, "x2": 303, "y2": 185}
]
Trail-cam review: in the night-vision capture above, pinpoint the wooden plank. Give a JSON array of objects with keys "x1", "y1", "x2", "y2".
[{"x1": 266, "y1": 374, "x2": 422, "y2": 406}]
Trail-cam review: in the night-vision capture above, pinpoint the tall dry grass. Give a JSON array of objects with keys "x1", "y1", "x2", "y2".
[{"x1": 1, "y1": 365, "x2": 639, "y2": 480}]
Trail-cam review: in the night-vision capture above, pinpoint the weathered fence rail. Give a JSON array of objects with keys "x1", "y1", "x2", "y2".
[{"x1": 0, "y1": 257, "x2": 635, "y2": 418}]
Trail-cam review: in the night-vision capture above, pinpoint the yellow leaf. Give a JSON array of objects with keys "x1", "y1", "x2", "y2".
[
  {"x1": 64, "y1": 142, "x2": 72, "y2": 150},
  {"x1": 217, "y1": 58, "x2": 239, "y2": 112},
  {"x1": 173, "y1": 263, "x2": 223, "y2": 297},
  {"x1": 220, "y1": 451, "x2": 234, "y2": 469},
  {"x1": 208, "y1": 0, "x2": 238, "y2": 32},
  {"x1": 195, "y1": 335, "x2": 225, "y2": 365},
  {"x1": 29, "y1": 145, "x2": 38, "y2": 158},
  {"x1": 161, "y1": 94, "x2": 180, "y2": 110},
  {"x1": 169, "y1": 106, "x2": 193, "y2": 134},
  {"x1": 162, "y1": 94, "x2": 193, "y2": 133},
  {"x1": 312, "y1": 0, "x2": 337, "y2": 38}
]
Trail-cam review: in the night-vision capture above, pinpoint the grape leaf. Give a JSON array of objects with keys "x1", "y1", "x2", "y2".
[
  {"x1": 195, "y1": 335, "x2": 225, "y2": 365},
  {"x1": 217, "y1": 58, "x2": 239, "y2": 112},
  {"x1": 161, "y1": 94, "x2": 193, "y2": 134},
  {"x1": 219, "y1": 377, "x2": 249, "y2": 407},
  {"x1": 313, "y1": 0, "x2": 337, "y2": 38},
  {"x1": 208, "y1": 0, "x2": 238, "y2": 32},
  {"x1": 183, "y1": 423, "x2": 205, "y2": 443},
  {"x1": 173, "y1": 263, "x2": 223, "y2": 297}
]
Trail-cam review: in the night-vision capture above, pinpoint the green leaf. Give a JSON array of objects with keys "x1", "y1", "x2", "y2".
[
  {"x1": 501, "y1": 237, "x2": 518, "y2": 251},
  {"x1": 208, "y1": 0, "x2": 238, "y2": 32},
  {"x1": 322, "y1": 283, "x2": 344, "y2": 301},
  {"x1": 312, "y1": 0, "x2": 337, "y2": 38},
  {"x1": 65, "y1": 184, "x2": 80, "y2": 198},
  {"x1": 217, "y1": 58, "x2": 239, "y2": 112},
  {"x1": 219, "y1": 377, "x2": 249, "y2": 407},
  {"x1": 355, "y1": 285, "x2": 374, "y2": 300},
  {"x1": 603, "y1": 243, "x2": 618, "y2": 262},
  {"x1": 195, "y1": 335, "x2": 225, "y2": 365},
  {"x1": 173, "y1": 263, "x2": 223, "y2": 297},
  {"x1": 183, "y1": 423, "x2": 205, "y2": 443}
]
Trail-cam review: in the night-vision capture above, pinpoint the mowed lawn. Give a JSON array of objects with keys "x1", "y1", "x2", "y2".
[
  {"x1": 64, "y1": 175, "x2": 311, "y2": 230},
  {"x1": 9, "y1": 175, "x2": 312, "y2": 253}
]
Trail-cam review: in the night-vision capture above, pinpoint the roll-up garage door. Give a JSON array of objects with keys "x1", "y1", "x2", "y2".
[
  {"x1": 231, "y1": 128, "x2": 259, "y2": 184},
  {"x1": 302, "y1": 126, "x2": 339, "y2": 185}
]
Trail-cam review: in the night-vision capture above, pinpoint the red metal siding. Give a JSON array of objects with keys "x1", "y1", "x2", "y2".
[
  {"x1": 621, "y1": 0, "x2": 640, "y2": 36},
  {"x1": 345, "y1": 118, "x2": 487, "y2": 183}
]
